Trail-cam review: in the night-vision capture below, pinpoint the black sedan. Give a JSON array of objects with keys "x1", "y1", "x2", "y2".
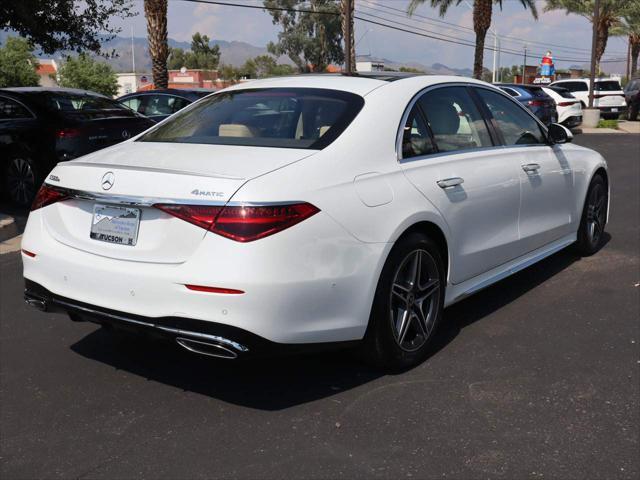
[
  {"x1": 624, "y1": 77, "x2": 640, "y2": 120},
  {"x1": 117, "y1": 88, "x2": 214, "y2": 122},
  {"x1": 496, "y1": 83, "x2": 558, "y2": 125},
  {"x1": 0, "y1": 87, "x2": 155, "y2": 206}
]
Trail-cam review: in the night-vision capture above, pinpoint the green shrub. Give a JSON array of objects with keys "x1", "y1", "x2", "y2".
[{"x1": 597, "y1": 119, "x2": 619, "y2": 129}]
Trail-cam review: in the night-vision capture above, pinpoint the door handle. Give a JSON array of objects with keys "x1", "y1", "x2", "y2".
[
  {"x1": 437, "y1": 177, "x2": 464, "y2": 189},
  {"x1": 522, "y1": 163, "x2": 541, "y2": 173}
]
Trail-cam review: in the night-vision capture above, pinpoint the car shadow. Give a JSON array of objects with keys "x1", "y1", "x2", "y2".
[{"x1": 70, "y1": 235, "x2": 610, "y2": 411}]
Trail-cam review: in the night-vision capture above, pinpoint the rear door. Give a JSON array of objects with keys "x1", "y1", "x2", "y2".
[
  {"x1": 474, "y1": 86, "x2": 574, "y2": 252},
  {"x1": 398, "y1": 85, "x2": 522, "y2": 284}
]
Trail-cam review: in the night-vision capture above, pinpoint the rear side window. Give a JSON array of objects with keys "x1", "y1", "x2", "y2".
[
  {"x1": 557, "y1": 82, "x2": 588, "y2": 92},
  {"x1": 139, "y1": 88, "x2": 364, "y2": 150},
  {"x1": 476, "y1": 88, "x2": 545, "y2": 146},
  {"x1": 595, "y1": 81, "x2": 622, "y2": 91},
  {"x1": 418, "y1": 86, "x2": 492, "y2": 153},
  {"x1": 401, "y1": 105, "x2": 437, "y2": 159},
  {"x1": 31, "y1": 92, "x2": 138, "y2": 120},
  {"x1": 120, "y1": 96, "x2": 143, "y2": 112},
  {"x1": 0, "y1": 97, "x2": 32, "y2": 119}
]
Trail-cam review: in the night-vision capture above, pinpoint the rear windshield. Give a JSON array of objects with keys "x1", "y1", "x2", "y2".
[
  {"x1": 138, "y1": 88, "x2": 365, "y2": 149},
  {"x1": 522, "y1": 86, "x2": 547, "y2": 97},
  {"x1": 30, "y1": 92, "x2": 138, "y2": 119},
  {"x1": 549, "y1": 87, "x2": 575, "y2": 99},
  {"x1": 595, "y1": 81, "x2": 622, "y2": 91}
]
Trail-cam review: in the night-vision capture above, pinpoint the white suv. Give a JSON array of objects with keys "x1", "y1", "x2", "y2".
[{"x1": 549, "y1": 78, "x2": 626, "y2": 119}]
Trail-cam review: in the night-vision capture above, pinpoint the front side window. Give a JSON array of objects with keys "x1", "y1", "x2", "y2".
[
  {"x1": 139, "y1": 88, "x2": 364, "y2": 150},
  {"x1": 0, "y1": 97, "x2": 32, "y2": 119},
  {"x1": 418, "y1": 86, "x2": 492, "y2": 153},
  {"x1": 476, "y1": 88, "x2": 545, "y2": 146}
]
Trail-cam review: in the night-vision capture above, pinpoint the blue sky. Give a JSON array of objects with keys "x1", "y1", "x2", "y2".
[{"x1": 115, "y1": 0, "x2": 630, "y2": 72}]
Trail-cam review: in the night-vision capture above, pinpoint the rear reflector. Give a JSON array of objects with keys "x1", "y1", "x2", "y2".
[
  {"x1": 21, "y1": 249, "x2": 36, "y2": 258},
  {"x1": 31, "y1": 184, "x2": 68, "y2": 211},
  {"x1": 154, "y1": 202, "x2": 320, "y2": 242},
  {"x1": 185, "y1": 284, "x2": 244, "y2": 295}
]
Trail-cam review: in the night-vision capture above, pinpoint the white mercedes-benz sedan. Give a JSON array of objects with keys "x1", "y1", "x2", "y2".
[{"x1": 22, "y1": 73, "x2": 609, "y2": 368}]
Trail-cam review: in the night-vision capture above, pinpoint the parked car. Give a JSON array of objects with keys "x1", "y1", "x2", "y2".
[
  {"x1": 0, "y1": 87, "x2": 155, "y2": 206},
  {"x1": 549, "y1": 78, "x2": 627, "y2": 119},
  {"x1": 496, "y1": 84, "x2": 558, "y2": 125},
  {"x1": 541, "y1": 86, "x2": 583, "y2": 128},
  {"x1": 22, "y1": 74, "x2": 609, "y2": 369},
  {"x1": 623, "y1": 77, "x2": 640, "y2": 121},
  {"x1": 117, "y1": 88, "x2": 214, "y2": 122}
]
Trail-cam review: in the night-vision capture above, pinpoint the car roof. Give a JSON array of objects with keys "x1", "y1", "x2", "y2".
[
  {"x1": 0, "y1": 86, "x2": 107, "y2": 97},
  {"x1": 221, "y1": 73, "x2": 486, "y2": 97}
]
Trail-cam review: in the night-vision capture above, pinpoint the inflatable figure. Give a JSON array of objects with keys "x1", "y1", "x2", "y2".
[{"x1": 540, "y1": 51, "x2": 555, "y2": 77}]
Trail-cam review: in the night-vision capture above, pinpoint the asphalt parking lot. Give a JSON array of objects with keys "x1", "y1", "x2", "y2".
[{"x1": 1, "y1": 134, "x2": 638, "y2": 480}]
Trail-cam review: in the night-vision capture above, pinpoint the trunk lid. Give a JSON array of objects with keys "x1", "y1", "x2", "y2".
[{"x1": 42, "y1": 141, "x2": 315, "y2": 263}]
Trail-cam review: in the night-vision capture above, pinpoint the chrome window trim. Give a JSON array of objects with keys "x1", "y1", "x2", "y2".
[
  {"x1": 47, "y1": 185, "x2": 300, "y2": 208},
  {"x1": 0, "y1": 94, "x2": 37, "y2": 120}
]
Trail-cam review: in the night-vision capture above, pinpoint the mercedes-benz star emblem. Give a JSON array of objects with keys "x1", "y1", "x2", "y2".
[
  {"x1": 121, "y1": 129, "x2": 130, "y2": 139},
  {"x1": 101, "y1": 171, "x2": 115, "y2": 191}
]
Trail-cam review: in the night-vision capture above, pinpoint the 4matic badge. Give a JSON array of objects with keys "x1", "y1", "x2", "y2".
[{"x1": 191, "y1": 189, "x2": 224, "y2": 198}]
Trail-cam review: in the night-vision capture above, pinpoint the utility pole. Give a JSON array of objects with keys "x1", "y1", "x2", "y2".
[
  {"x1": 588, "y1": 0, "x2": 600, "y2": 108},
  {"x1": 523, "y1": 45, "x2": 527, "y2": 84},
  {"x1": 131, "y1": 25, "x2": 137, "y2": 91},
  {"x1": 492, "y1": 31, "x2": 497, "y2": 83},
  {"x1": 342, "y1": 0, "x2": 354, "y2": 74}
]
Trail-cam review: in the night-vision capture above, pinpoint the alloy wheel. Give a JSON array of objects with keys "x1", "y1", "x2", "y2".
[
  {"x1": 6, "y1": 157, "x2": 36, "y2": 206},
  {"x1": 389, "y1": 249, "x2": 440, "y2": 352},
  {"x1": 586, "y1": 183, "x2": 606, "y2": 246}
]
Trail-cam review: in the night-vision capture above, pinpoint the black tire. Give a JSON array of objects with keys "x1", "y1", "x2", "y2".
[
  {"x1": 4, "y1": 154, "x2": 41, "y2": 207},
  {"x1": 361, "y1": 232, "x2": 445, "y2": 370},
  {"x1": 574, "y1": 174, "x2": 607, "y2": 256},
  {"x1": 628, "y1": 102, "x2": 639, "y2": 121}
]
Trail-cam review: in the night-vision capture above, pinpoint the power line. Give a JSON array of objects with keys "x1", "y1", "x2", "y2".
[
  {"x1": 177, "y1": 0, "x2": 627, "y2": 64},
  {"x1": 359, "y1": 0, "x2": 627, "y2": 57}
]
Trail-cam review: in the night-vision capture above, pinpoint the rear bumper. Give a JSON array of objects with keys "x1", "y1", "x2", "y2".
[
  {"x1": 24, "y1": 279, "x2": 357, "y2": 358},
  {"x1": 562, "y1": 115, "x2": 582, "y2": 128},
  {"x1": 21, "y1": 206, "x2": 387, "y2": 345}
]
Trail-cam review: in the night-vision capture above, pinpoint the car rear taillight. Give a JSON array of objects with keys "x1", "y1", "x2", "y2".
[
  {"x1": 154, "y1": 202, "x2": 320, "y2": 242},
  {"x1": 558, "y1": 101, "x2": 577, "y2": 107},
  {"x1": 56, "y1": 128, "x2": 83, "y2": 139},
  {"x1": 153, "y1": 204, "x2": 222, "y2": 230},
  {"x1": 527, "y1": 100, "x2": 546, "y2": 107},
  {"x1": 31, "y1": 184, "x2": 69, "y2": 211}
]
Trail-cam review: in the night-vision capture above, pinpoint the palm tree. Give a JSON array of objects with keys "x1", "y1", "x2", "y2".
[
  {"x1": 545, "y1": 0, "x2": 627, "y2": 74},
  {"x1": 144, "y1": 0, "x2": 169, "y2": 88},
  {"x1": 408, "y1": 0, "x2": 538, "y2": 80},
  {"x1": 611, "y1": 3, "x2": 640, "y2": 78}
]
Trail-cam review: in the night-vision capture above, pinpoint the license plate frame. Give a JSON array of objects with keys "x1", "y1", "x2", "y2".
[{"x1": 90, "y1": 204, "x2": 141, "y2": 246}]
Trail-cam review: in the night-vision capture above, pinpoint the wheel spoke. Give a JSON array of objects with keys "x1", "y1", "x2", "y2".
[
  {"x1": 413, "y1": 308, "x2": 428, "y2": 337},
  {"x1": 411, "y1": 250, "x2": 422, "y2": 288},
  {"x1": 417, "y1": 278, "x2": 439, "y2": 302},
  {"x1": 396, "y1": 308, "x2": 411, "y2": 345},
  {"x1": 391, "y1": 282, "x2": 410, "y2": 302}
]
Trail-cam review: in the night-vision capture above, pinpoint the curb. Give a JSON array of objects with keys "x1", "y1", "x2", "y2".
[{"x1": 0, "y1": 213, "x2": 19, "y2": 243}]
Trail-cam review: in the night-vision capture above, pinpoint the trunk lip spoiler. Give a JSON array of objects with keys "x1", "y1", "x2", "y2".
[
  {"x1": 43, "y1": 184, "x2": 301, "y2": 208},
  {"x1": 57, "y1": 161, "x2": 245, "y2": 181}
]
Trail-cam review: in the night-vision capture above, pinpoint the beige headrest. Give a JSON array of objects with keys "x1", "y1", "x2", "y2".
[
  {"x1": 319, "y1": 125, "x2": 331, "y2": 137},
  {"x1": 219, "y1": 124, "x2": 257, "y2": 137}
]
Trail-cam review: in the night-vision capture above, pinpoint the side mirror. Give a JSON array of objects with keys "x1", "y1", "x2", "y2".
[{"x1": 548, "y1": 123, "x2": 573, "y2": 144}]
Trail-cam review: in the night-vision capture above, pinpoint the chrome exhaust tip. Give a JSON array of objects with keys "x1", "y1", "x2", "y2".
[
  {"x1": 176, "y1": 337, "x2": 239, "y2": 359},
  {"x1": 25, "y1": 297, "x2": 47, "y2": 311}
]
